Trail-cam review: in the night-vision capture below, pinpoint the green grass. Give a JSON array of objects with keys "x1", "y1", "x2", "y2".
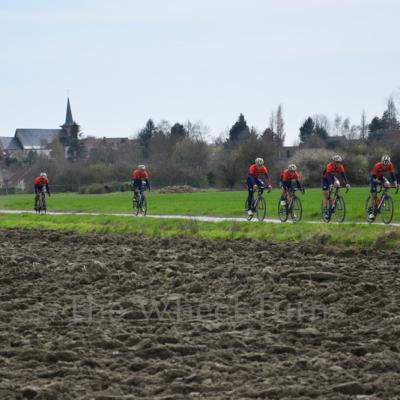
[
  {"x1": 0, "y1": 213, "x2": 399, "y2": 248},
  {"x1": 0, "y1": 187, "x2": 399, "y2": 222}
]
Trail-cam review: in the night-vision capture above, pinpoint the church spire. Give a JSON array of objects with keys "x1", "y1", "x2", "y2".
[{"x1": 65, "y1": 97, "x2": 74, "y2": 126}]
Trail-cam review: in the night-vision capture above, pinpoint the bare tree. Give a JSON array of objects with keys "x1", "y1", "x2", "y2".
[
  {"x1": 342, "y1": 117, "x2": 351, "y2": 137},
  {"x1": 269, "y1": 111, "x2": 275, "y2": 133},
  {"x1": 276, "y1": 104, "x2": 285, "y2": 144},
  {"x1": 333, "y1": 114, "x2": 342, "y2": 136},
  {"x1": 360, "y1": 110, "x2": 368, "y2": 140},
  {"x1": 313, "y1": 114, "x2": 331, "y2": 134},
  {"x1": 386, "y1": 96, "x2": 398, "y2": 121}
]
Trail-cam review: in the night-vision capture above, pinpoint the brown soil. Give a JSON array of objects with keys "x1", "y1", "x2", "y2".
[{"x1": 1, "y1": 229, "x2": 400, "y2": 399}]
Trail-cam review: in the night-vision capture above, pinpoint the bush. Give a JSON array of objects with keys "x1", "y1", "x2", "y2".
[{"x1": 80, "y1": 183, "x2": 107, "y2": 194}]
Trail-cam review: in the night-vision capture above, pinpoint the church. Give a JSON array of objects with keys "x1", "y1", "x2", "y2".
[{"x1": 0, "y1": 98, "x2": 78, "y2": 157}]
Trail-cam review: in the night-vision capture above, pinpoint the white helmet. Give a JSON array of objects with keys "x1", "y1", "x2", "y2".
[
  {"x1": 255, "y1": 157, "x2": 264, "y2": 167},
  {"x1": 288, "y1": 164, "x2": 297, "y2": 172},
  {"x1": 137, "y1": 164, "x2": 146, "y2": 170},
  {"x1": 381, "y1": 154, "x2": 391, "y2": 165},
  {"x1": 40, "y1": 172, "x2": 47, "y2": 179},
  {"x1": 332, "y1": 154, "x2": 342, "y2": 163}
]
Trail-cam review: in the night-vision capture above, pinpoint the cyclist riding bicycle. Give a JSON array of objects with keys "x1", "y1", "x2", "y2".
[
  {"x1": 321, "y1": 155, "x2": 350, "y2": 220},
  {"x1": 367, "y1": 154, "x2": 398, "y2": 221},
  {"x1": 131, "y1": 164, "x2": 150, "y2": 202},
  {"x1": 279, "y1": 164, "x2": 304, "y2": 207},
  {"x1": 34, "y1": 172, "x2": 50, "y2": 210},
  {"x1": 246, "y1": 157, "x2": 272, "y2": 217}
]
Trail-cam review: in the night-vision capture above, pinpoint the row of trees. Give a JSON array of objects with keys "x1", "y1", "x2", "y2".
[
  {"x1": 299, "y1": 96, "x2": 399, "y2": 145},
  {"x1": 3, "y1": 95, "x2": 400, "y2": 191}
]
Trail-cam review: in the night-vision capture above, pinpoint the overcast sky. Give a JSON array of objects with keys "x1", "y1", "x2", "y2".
[{"x1": 0, "y1": 0, "x2": 399, "y2": 144}]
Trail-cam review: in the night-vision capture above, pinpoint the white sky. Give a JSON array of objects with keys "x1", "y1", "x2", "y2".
[{"x1": 0, "y1": 0, "x2": 399, "y2": 144}]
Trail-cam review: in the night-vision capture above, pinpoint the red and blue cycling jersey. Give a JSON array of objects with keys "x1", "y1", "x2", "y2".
[
  {"x1": 131, "y1": 170, "x2": 150, "y2": 190},
  {"x1": 322, "y1": 162, "x2": 348, "y2": 184},
  {"x1": 34, "y1": 177, "x2": 49, "y2": 195},
  {"x1": 280, "y1": 169, "x2": 301, "y2": 190},
  {"x1": 370, "y1": 162, "x2": 395, "y2": 180},
  {"x1": 247, "y1": 164, "x2": 270, "y2": 186},
  {"x1": 280, "y1": 169, "x2": 299, "y2": 183}
]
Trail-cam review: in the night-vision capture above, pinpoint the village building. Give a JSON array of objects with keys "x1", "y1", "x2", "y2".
[{"x1": 0, "y1": 98, "x2": 78, "y2": 158}]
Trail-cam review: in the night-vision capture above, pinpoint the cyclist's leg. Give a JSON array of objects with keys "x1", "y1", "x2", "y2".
[
  {"x1": 367, "y1": 177, "x2": 378, "y2": 208},
  {"x1": 34, "y1": 193, "x2": 39, "y2": 210},
  {"x1": 246, "y1": 177, "x2": 255, "y2": 211},
  {"x1": 133, "y1": 180, "x2": 141, "y2": 201},
  {"x1": 322, "y1": 178, "x2": 329, "y2": 209},
  {"x1": 367, "y1": 177, "x2": 379, "y2": 219}
]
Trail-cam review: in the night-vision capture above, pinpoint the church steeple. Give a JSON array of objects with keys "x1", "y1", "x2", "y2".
[
  {"x1": 61, "y1": 97, "x2": 78, "y2": 137},
  {"x1": 64, "y1": 98, "x2": 74, "y2": 126}
]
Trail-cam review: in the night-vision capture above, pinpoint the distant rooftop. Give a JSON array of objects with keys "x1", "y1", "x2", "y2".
[
  {"x1": 15, "y1": 129, "x2": 62, "y2": 150},
  {"x1": 0, "y1": 136, "x2": 22, "y2": 150}
]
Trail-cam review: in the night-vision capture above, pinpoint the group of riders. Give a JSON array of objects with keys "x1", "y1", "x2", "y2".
[
  {"x1": 245, "y1": 154, "x2": 398, "y2": 222},
  {"x1": 33, "y1": 155, "x2": 398, "y2": 222}
]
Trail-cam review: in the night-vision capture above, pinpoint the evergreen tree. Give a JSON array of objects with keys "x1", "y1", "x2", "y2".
[
  {"x1": 314, "y1": 124, "x2": 328, "y2": 140},
  {"x1": 138, "y1": 119, "x2": 155, "y2": 157},
  {"x1": 170, "y1": 123, "x2": 188, "y2": 142},
  {"x1": 228, "y1": 113, "x2": 250, "y2": 144},
  {"x1": 299, "y1": 117, "x2": 315, "y2": 144},
  {"x1": 368, "y1": 116, "x2": 384, "y2": 141},
  {"x1": 60, "y1": 124, "x2": 86, "y2": 161}
]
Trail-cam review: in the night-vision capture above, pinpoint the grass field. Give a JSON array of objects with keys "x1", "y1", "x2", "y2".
[
  {"x1": 1, "y1": 188, "x2": 400, "y2": 247},
  {"x1": 0, "y1": 187, "x2": 399, "y2": 222},
  {"x1": 0, "y1": 213, "x2": 399, "y2": 248}
]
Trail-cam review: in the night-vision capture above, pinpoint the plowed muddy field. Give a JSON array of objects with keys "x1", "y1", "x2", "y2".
[{"x1": 1, "y1": 229, "x2": 400, "y2": 399}]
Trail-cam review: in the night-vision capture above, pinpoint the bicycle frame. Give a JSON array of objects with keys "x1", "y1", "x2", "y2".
[
  {"x1": 252, "y1": 186, "x2": 265, "y2": 208},
  {"x1": 374, "y1": 185, "x2": 398, "y2": 212},
  {"x1": 285, "y1": 188, "x2": 298, "y2": 212}
]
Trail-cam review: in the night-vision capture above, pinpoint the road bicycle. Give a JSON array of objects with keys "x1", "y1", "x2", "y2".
[
  {"x1": 35, "y1": 188, "x2": 47, "y2": 214},
  {"x1": 322, "y1": 186, "x2": 348, "y2": 223},
  {"x1": 278, "y1": 188, "x2": 303, "y2": 223},
  {"x1": 133, "y1": 186, "x2": 147, "y2": 216},
  {"x1": 244, "y1": 186, "x2": 267, "y2": 221},
  {"x1": 365, "y1": 185, "x2": 398, "y2": 224}
]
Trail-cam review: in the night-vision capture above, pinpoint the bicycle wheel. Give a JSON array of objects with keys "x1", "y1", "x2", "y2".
[
  {"x1": 42, "y1": 194, "x2": 46, "y2": 214},
  {"x1": 133, "y1": 194, "x2": 140, "y2": 216},
  {"x1": 141, "y1": 195, "x2": 148, "y2": 216},
  {"x1": 335, "y1": 195, "x2": 346, "y2": 223},
  {"x1": 321, "y1": 201, "x2": 331, "y2": 223},
  {"x1": 256, "y1": 196, "x2": 266, "y2": 221},
  {"x1": 290, "y1": 196, "x2": 302, "y2": 223},
  {"x1": 381, "y1": 195, "x2": 394, "y2": 224},
  {"x1": 278, "y1": 200, "x2": 288, "y2": 222}
]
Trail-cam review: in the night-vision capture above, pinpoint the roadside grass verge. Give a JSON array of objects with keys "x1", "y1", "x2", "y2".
[{"x1": 1, "y1": 213, "x2": 399, "y2": 248}]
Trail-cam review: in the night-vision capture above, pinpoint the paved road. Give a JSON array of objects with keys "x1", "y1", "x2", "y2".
[{"x1": 0, "y1": 209, "x2": 399, "y2": 227}]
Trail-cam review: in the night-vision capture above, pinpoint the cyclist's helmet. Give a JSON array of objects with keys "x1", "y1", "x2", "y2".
[
  {"x1": 332, "y1": 154, "x2": 343, "y2": 163},
  {"x1": 137, "y1": 164, "x2": 146, "y2": 170},
  {"x1": 288, "y1": 164, "x2": 297, "y2": 172},
  {"x1": 381, "y1": 154, "x2": 391, "y2": 165},
  {"x1": 255, "y1": 157, "x2": 264, "y2": 167},
  {"x1": 40, "y1": 172, "x2": 47, "y2": 179}
]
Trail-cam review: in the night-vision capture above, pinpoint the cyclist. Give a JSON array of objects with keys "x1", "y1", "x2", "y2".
[
  {"x1": 279, "y1": 164, "x2": 304, "y2": 208},
  {"x1": 131, "y1": 164, "x2": 150, "y2": 202},
  {"x1": 246, "y1": 157, "x2": 272, "y2": 216},
  {"x1": 34, "y1": 172, "x2": 50, "y2": 210},
  {"x1": 321, "y1": 155, "x2": 350, "y2": 220},
  {"x1": 367, "y1": 154, "x2": 398, "y2": 221}
]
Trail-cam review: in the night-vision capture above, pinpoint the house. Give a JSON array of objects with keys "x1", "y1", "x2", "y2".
[
  {"x1": 83, "y1": 137, "x2": 131, "y2": 153},
  {"x1": 0, "y1": 98, "x2": 78, "y2": 157}
]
